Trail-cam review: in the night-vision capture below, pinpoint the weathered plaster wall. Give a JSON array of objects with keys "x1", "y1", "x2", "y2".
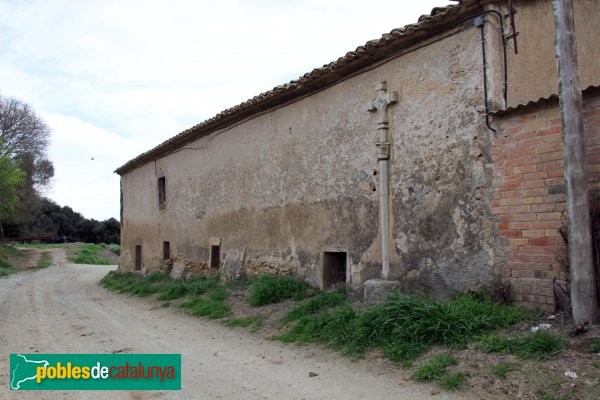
[
  {"x1": 120, "y1": 25, "x2": 503, "y2": 299},
  {"x1": 506, "y1": 0, "x2": 600, "y2": 108},
  {"x1": 492, "y1": 89, "x2": 600, "y2": 310}
]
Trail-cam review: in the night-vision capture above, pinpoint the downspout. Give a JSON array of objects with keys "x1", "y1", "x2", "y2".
[{"x1": 368, "y1": 81, "x2": 398, "y2": 279}]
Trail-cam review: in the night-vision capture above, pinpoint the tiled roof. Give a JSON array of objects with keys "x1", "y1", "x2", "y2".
[
  {"x1": 492, "y1": 85, "x2": 600, "y2": 116},
  {"x1": 116, "y1": 0, "x2": 489, "y2": 175}
]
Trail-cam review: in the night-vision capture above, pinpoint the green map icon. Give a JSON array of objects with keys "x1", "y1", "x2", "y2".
[{"x1": 10, "y1": 354, "x2": 49, "y2": 390}]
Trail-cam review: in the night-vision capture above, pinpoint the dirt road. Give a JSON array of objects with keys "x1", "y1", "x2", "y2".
[{"x1": 0, "y1": 249, "x2": 471, "y2": 400}]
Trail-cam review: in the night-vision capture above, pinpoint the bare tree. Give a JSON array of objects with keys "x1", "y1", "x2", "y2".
[{"x1": 0, "y1": 94, "x2": 54, "y2": 230}]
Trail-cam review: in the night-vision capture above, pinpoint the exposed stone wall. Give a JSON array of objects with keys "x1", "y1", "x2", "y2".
[
  {"x1": 492, "y1": 89, "x2": 600, "y2": 310},
  {"x1": 119, "y1": 25, "x2": 502, "y2": 298},
  {"x1": 171, "y1": 255, "x2": 217, "y2": 278}
]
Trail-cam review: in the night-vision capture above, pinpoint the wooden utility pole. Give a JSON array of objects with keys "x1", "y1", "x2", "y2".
[{"x1": 553, "y1": 0, "x2": 598, "y2": 325}]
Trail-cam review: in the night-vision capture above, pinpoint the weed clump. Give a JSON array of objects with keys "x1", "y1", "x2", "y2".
[
  {"x1": 479, "y1": 331, "x2": 567, "y2": 360},
  {"x1": 412, "y1": 354, "x2": 457, "y2": 382},
  {"x1": 586, "y1": 337, "x2": 600, "y2": 353},
  {"x1": 180, "y1": 298, "x2": 230, "y2": 319},
  {"x1": 102, "y1": 271, "x2": 231, "y2": 319},
  {"x1": 440, "y1": 371, "x2": 467, "y2": 390},
  {"x1": 248, "y1": 275, "x2": 313, "y2": 306},
  {"x1": 491, "y1": 361, "x2": 516, "y2": 378},
  {"x1": 282, "y1": 288, "x2": 347, "y2": 323},
  {"x1": 277, "y1": 292, "x2": 534, "y2": 363}
]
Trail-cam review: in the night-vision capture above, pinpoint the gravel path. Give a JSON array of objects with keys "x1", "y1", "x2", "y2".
[{"x1": 0, "y1": 249, "x2": 473, "y2": 400}]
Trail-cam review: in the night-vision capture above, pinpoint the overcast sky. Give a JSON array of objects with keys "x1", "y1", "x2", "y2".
[{"x1": 0, "y1": 0, "x2": 449, "y2": 221}]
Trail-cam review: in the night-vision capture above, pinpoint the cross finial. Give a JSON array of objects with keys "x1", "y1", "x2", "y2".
[{"x1": 368, "y1": 81, "x2": 399, "y2": 125}]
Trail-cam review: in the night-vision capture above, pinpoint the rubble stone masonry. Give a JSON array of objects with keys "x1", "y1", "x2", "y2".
[{"x1": 492, "y1": 88, "x2": 600, "y2": 310}]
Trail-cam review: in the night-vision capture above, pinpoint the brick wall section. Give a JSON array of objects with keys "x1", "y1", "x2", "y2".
[{"x1": 492, "y1": 89, "x2": 600, "y2": 311}]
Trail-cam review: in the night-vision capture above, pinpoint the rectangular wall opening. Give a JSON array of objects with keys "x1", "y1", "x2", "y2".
[
  {"x1": 210, "y1": 245, "x2": 220, "y2": 269},
  {"x1": 135, "y1": 245, "x2": 142, "y2": 271},
  {"x1": 163, "y1": 241, "x2": 170, "y2": 260},
  {"x1": 158, "y1": 176, "x2": 166, "y2": 208},
  {"x1": 322, "y1": 251, "x2": 347, "y2": 289}
]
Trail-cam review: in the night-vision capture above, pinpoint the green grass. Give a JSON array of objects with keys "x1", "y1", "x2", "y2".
[
  {"x1": 108, "y1": 244, "x2": 120, "y2": 255},
  {"x1": 276, "y1": 292, "x2": 534, "y2": 363},
  {"x1": 36, "y1": 252, "x2": 52, "y2": 269},
  {"x1": 15, "y1": 243, "x2": 73, "y2": 249},
  {"x1": 412, "y1": 354, "x2": 457, "y2": 382},
  {"x1": 179, "y1": 297, "x2": 230, "y2": 319},
  {"x1": 248, "y1": 275, "x2": 313, "y2": 306},
  {"x1": 591, "y1": 360, "x2": 600, "y2": 369},
  {"x1": 222, "y1": 314, "x2": 263, "y2": 328},
  {"x1": 440, "y1": 371, "x2": 467, "y2": 390},
  {"x1": 72, "y1": 244, "x2": 111, "y2": 265},
  {"x1": 156, "y1": 277, "x2": 221, "y2": 301},
  {"x1": 479, "y1": 331, "x2": 567, "y2": 360},
  {"x1": 539, "y1": 394, "x2": 570, "y2": 400},
  {"x1": 224, "y1": 277, "x2": 252, "y2": 290},
  {"x1": 282, "y1": 288, "x2": 347, "y2": 323},
  {"x1": 102, "y1": 271, "x2": 231, "y2": 319},
  {"x1": 492, "y1": 361, "x2": 516, "y2": 378},
  {"x1": 0, "y1": 244, "x2": 24, "y2": 277},
  {"x1": 586, "y1": 337, "x2": 600, "y2": 353},
  {"x1": 0, "y1": 257, "x2": 16, "y2": 277}
]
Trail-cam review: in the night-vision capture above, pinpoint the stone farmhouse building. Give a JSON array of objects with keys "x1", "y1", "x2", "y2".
[{"x1": 116, "y1": 0, "x2": 600, "y2": 310}]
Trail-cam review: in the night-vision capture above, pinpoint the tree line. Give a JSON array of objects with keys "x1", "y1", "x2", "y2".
[{"x1": 0, "y1": 94, "x2": 120, "y2": 244}]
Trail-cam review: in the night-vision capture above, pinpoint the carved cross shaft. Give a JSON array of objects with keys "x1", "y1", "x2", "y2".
[{"x1": 368, "y1": 81, "x2": 398, "y2": 160}]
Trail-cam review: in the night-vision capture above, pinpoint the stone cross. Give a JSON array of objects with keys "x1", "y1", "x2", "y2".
[
  {"x1": 368, "y1": 81, "x2": 398, "y2": 160},
  {"x1": 367, "y1": 80, "x2": 398, "y2": 280}
]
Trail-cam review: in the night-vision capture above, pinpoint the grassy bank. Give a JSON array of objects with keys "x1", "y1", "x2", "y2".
[
  {"x1": 101, "y1": 271, "x2": 537, "y2": 366},
  {"x1": 0, "y1": 244, "x2": 25, "y2": 277},
  {"x1": 71, "y1": 243, "x2": 114, "y2": 265},
  {"x1": 99, "y1": 271, "x2": 600, "y2": 397}
]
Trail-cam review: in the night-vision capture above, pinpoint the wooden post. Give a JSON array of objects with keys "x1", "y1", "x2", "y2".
[{"x1": 553, "y1": 0, "x2": 598, "y2": 325}]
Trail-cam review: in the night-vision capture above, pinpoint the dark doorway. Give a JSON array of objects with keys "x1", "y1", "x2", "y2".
[
  {"x1": 210, "y1": 245, "x2": 220, "y2": 269},
  {"x1": 163, "y1": 241, "x2": 170, "y2": 260},
  {"x1": 135, "y1": 245, "x2": 142, "y2": 271},
  {"x1": 322, "y1": 251, "x2": 347, "y2": 289}
]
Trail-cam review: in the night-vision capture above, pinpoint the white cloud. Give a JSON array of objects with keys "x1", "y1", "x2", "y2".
[{"x1": 0, "y1": 0, "x2": 450, "y2": 219}]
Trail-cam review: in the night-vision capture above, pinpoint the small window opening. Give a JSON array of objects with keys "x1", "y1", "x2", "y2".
[
  {"x1": 135, "y1": 245, "x2": 142, "y2": 271},
  {"x1": 158, "y1": 177, "x2": 166, "y2": 208},
  {"x1": 163, "y1": 241, "x2": 171, "y2": 260},
  {"x1": 322, "y1": 251, "x2": 347, "y2": 289},
  {"x1": 210, "y1": 245, "x2": 220, "y2": 269}
]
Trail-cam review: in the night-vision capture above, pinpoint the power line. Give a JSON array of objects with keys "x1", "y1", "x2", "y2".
[{"x1": 47, "y1": 173, "x2": 116, "y2": 193}]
